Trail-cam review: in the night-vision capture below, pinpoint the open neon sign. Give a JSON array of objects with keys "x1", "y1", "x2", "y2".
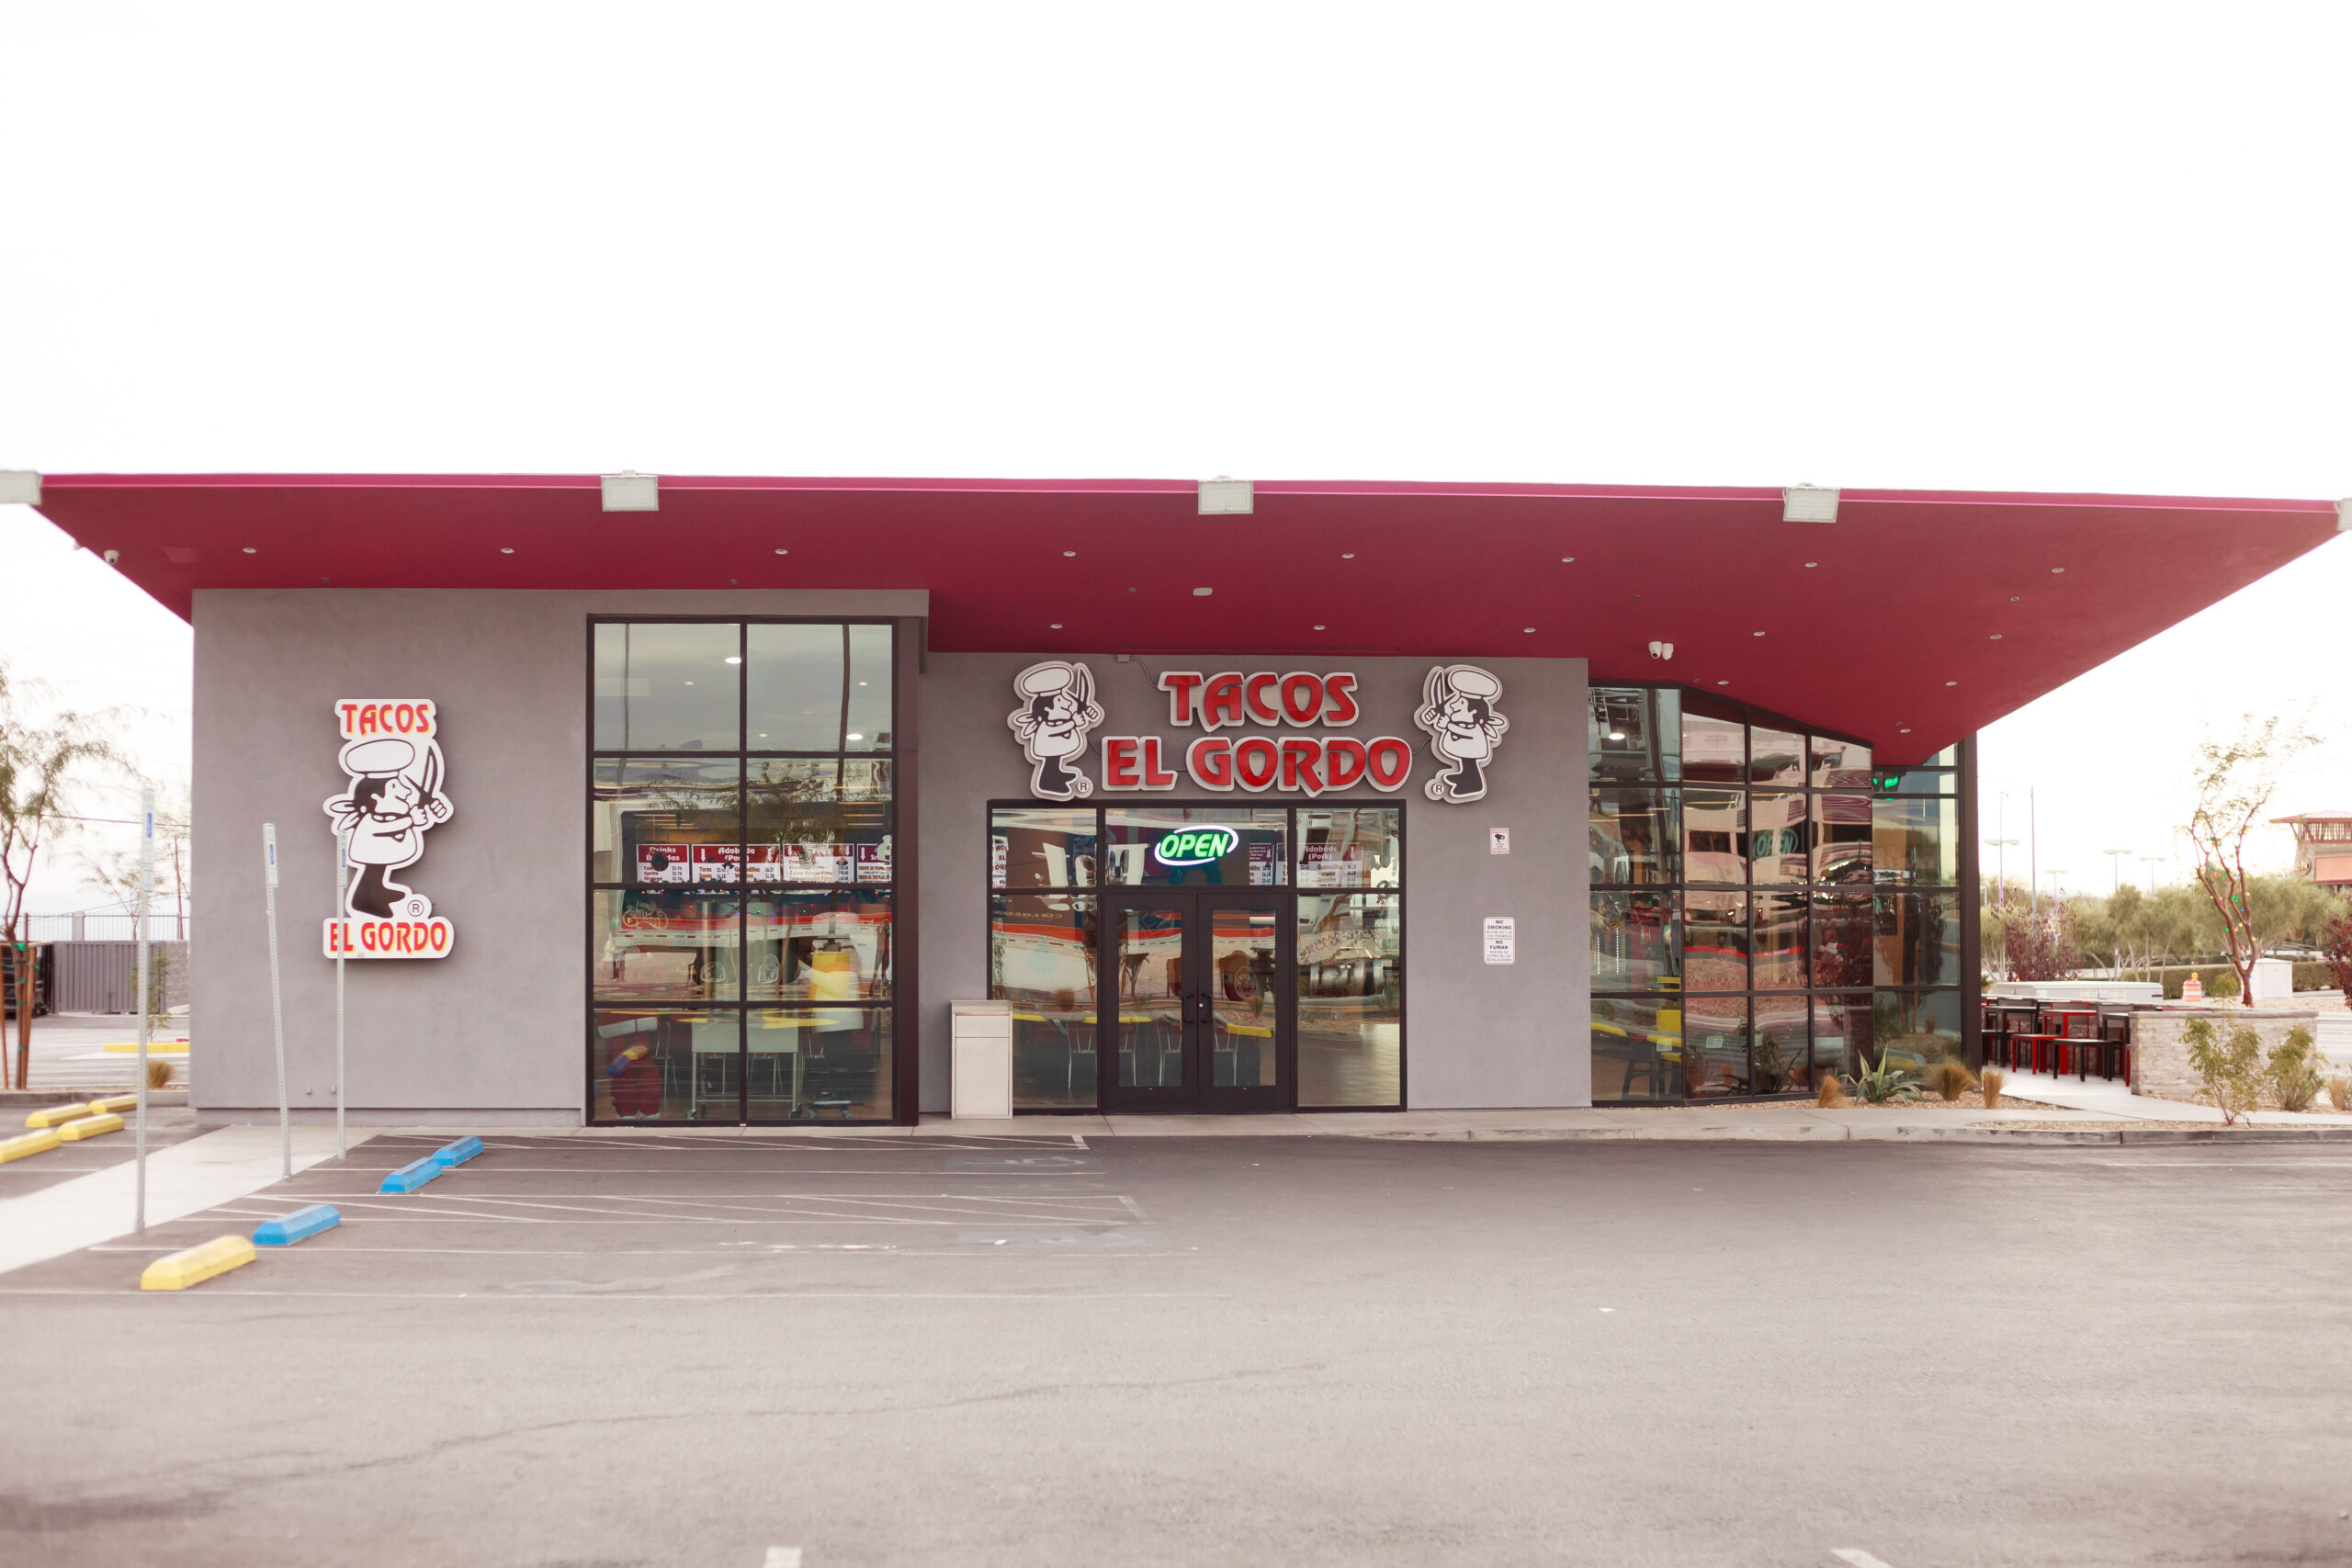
[{"x1": 1152, "y1": 827, "x2": 1241, "y2": 868}]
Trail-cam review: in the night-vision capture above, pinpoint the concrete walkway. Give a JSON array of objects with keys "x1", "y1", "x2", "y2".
[
  {"x1": 0, "y1": 1123, "x2": 377, "y2": 1279},
  {"x1": 1996, "y1": 1067, "x2": 2352, "y2": 1126}
]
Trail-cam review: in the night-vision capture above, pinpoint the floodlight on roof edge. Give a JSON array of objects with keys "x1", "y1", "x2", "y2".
[
  {"x1": 1198, "y1": 477, "x2": 1253, "y2": 515},
  {"x1": 1782, "y1": 484, "x2": 1838, "y2": 524},
  {"x1": 602, "y1": 471, "x2": 660, "y2": 512},
  {"x1": 0, "y1": 471, "x2": 40, "y2": 505}
]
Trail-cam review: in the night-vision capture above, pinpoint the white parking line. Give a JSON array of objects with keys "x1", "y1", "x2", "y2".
[
  {"x1": 764, "y1": 1547, "x2": 802, "y2": 1568},
  {"x1": 1832, "y1": 1550, "x2": 1894, "y2": 1567}
]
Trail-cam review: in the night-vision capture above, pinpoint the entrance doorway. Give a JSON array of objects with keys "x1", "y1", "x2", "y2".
[{"x1": 1100, "y1": 889, "x2": 1290, "y2": 1112}]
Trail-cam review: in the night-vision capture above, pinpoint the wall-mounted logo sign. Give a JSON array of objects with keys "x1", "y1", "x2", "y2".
[
  {"x1": 1152, "y1": 826, "x2": 1241, "y2": 868},
  {"x1": 1008, "y1": 661, "x2": 1105, "y2": 801},
  {"x1": 321, "y1": 699, "x2": 456, "y2": 959},
  {"x1": 1416, "y1": 665, "x2": 1508, "y2": 804}
]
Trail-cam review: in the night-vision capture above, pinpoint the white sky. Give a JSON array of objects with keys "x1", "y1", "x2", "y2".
[{"x1": 3, "y1": 2, "x2": 2347, "y2": 914}]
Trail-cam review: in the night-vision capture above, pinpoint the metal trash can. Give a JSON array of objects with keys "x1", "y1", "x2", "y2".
[{"x1": 951, "y1": 998, "x2": 1014, "y2": 1120}]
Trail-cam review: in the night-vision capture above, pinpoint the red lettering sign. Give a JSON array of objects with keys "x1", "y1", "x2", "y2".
[
  {"x1": 1324, "y1": 738, "x2": 1368, "y2": 790},
  {"x1": 1140, "y1": 736, "x2": 1178, "y2": 789},
  {"x1": 1157, "y1": 671, "x2": 1205, "y2": 726},
  {"x1": 1322, "y1": 674, "x2": 1360, "y2": 726},
  {"x1": 1201, "y1": 673, "x2": 1245, "y2": 730},
  {"x1": 1102, "y1": 737, "x2": 1142, "y2": 790},
  {"x1": 1366, "y1": 736, "x2": 1413, "y2": 792},
  {"x1": 1187, "y1": 736, "x2": 1234, "y2": 790},
  {"x1": 1234, "y1": 736, "x2": 1280, "y2": 791}
]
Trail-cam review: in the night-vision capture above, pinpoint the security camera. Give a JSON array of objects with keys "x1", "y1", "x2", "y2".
[
  {"x1": 103, "y1": 549, "x2": 119, "y2": 565},
  {"x1": 1646, "y1": 640, "x2": 1674, "y2": 660}
]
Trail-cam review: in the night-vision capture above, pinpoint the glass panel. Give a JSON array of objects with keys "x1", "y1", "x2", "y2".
[
  {"x1": 1103, "y1": 807, "x2": 1287, "y2": 887},
  {"x1": 593, "y1": 759, "x2": 741, "y2": 886},
  {"x1": 1888, "y1": 770, "x2": 1958, "y2": 795},
  {"x1": 1810, "y1": 795, "x2": 1874, "y2": 886},
  {"x1": 1295, "y1": 807, "x2": 1402, "y2": 889},
  {"x1": 593, "y1": 623, "x2": 741, "y2": 752},
  {"x1": 591, "y1": 1008, "x2": 720, "y2": 1122},
  {"x1": 746, "y1": 889, "x2": 891, "y2": 1001},
  {"x1": 1747, "y1": 791, "x2": 1808, "y2": 884},
  {"x1": 1207, "y1": 904, "x2": 1280, "y2": 1088},
  {"x1": 1114, "y1": 905, "x2": 1187, "y2": 1087},
  {"x1": 1874, "y1": 988, "x2": 1964, "y2": 1068},
  {"x1": 1874, "y1": 795, "x2": 1958, "y2": 886},
  {"x1": 1297, "y1": 893, "x2": 1401, "y2": 1108},
  {"x1": 1682, "y1": 891, "x2": 1747, "y2": 992},
  {"x1": 1749, "y1": 726, "x2": 1804, "y2": 785},
  {"x1": 990, "y1": 807, "x2": 1099, "y2": 891},
  {"x1": 1812, "y1": 994, "x2": 1872, "y2": 1087},
  {"x1": 592, "y1": 891, "x2": 741, "y2": 1001},
  {"x1": 1591, "y1": 994, "x2": 1682, "y2": 1103},
  {"x1": 745, "y1": 1007, "x2": 893, "y2": 1121},
  {"x1": 1927, "y1": 745, "x2": 1960, "y2": 766},
  {"x1": 1682, "y1": 790, "x2": 1747, "y2": 885},
  {"x1": 1589, "y1": 788, "x2": 1679, "y2": 886},
  {"x1": 1753, "y1": 893, "x2": 1807, "y2": 990},
  {"x1": 1875, "y1": 892, "x2": 1958, "y2": 986},
  {"x1": 1590, "y1": 892, "x2": 1677, "y2": 990},
  {"x1": 1589, "y1": 687, "x2": 1679, "y2": 782},
  {"x1": 1684, "y1": 995, "x2": 1749, "y2": 1097},
  {"x1": 1810, "y1": 736, "x2": 1872, "y2": 789},
  {"x1": 1810, "y1": 891, "x2": 1874, "y2": 988},
  {"x1": 1751, "y1": 994, "x2": 1811, "y2": 1094},
  {"x1": 1680, "y1": 712, "x2": 1745, "y2": 784},
  {"x1": 746, "y1": 623, "x2": 894, "y2": 751},
  {"x1": 748, "y1": 760, "x2": 893, "y2": 885},
  {"x1": 991, "y1": 895, "x2": 1099, "y2": 1111}
]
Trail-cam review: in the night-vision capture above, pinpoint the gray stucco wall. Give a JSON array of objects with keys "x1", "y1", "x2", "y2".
[
  {"x1": 915, "y1": 653, "x2": 1590, "y2": 1111},
  {"x1": 191, "y1": 587, "x2": 926, "y2": 1123}
]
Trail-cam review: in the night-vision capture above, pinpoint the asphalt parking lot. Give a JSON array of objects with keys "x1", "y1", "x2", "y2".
[{"x1": 2, "y1": 1133, "x2": 2348, "y2": 1567}]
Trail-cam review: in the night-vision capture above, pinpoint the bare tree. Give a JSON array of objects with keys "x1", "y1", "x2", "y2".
[
  {"x1": 2185, "y1": 714, "x2": 2320, "y2": 1008},
  {"x1": 0, "y1": 663, "x2": 126, "y2": 1088}
]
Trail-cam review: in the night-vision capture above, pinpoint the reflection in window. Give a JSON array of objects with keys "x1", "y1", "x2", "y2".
[
  {"x1": 1590, "y1": 789, "x2": 1680, "y2": 886},
  {"x1": 991, "y1": 895, "x2": 1099, "y2": 1111},
  {"x1": 749, "y1": 761, "x2": 893, "y2": 884},
  {"x1": 1103, "y1": 807, "x2": 1288, "y2": 887},
  {"x1": 746, "y1": 623, "x2": 892, "y2": 750},
  {"x1": 592, "y1": 891, "x2": 741, "y2": 1001},
  {"x1": 1747, "y1": 792, "x2": 1808, "y2": 884},
  {"x1": 590, "y1": 1009, "x2": 708, "y2": 1122},
  {"x1": 1295, "y1": 808, "x2": 1401, "y2": 889},
  {"x1": 744, "y1": 1008, "x2": 892, "y2": 1121},
  {"x1": 1683, "y1": 891, "x2": 1748, "y2": 992},
  {"x1": 990, "y1": 808, "x2": 1099, "y2": 891},
  {"x1": 1296, "y1": 893, "x2": 1401, "y2": 1108},
  {"x1": 1874, "y1": 988, "x2": 1963, "y2": 1066},
  {"x1": 1752, "y1": 995, "x2": 1811, "y2": 1094},
  {"x1": 1810, "y1": 795, "x2": 1874, "y2": 885},
  {"x1": 1753, "y1": 893, "x2": 1806, "y2": 990},
  {"x1": 1811, "y1": 736, "x2": 1871, "y2": 789},
  {"x1": 1874, "y1": 795, "x2": 1958, "y2": 886},
  {"x1": 746, "y1": 890, "x2": 891, "y2": 1000},
  {"x1": 1749, "y1": 727, "x2": 1804, "y2": 785},
  {"x1": 1591, "y1": 892, "x2": 1677, "y2": 990},
  {"x1": 1810, "y1": 994, "x2": 1873, "y2": 1085},
  {"x1": 1681, "y1": 713, "x2": 1745, "y2": 783},
  {"x1": 1682, "y1": 790, "x2": 1747, "y2": 884},
  {"x1": 1811, "y1": 892, "x2": 1874, "y2": 989},
  {"x1": 1684, "y1": 995, "x2": 1749, "y2": 1097},
  {"x1": 593, "y1": 623, "x2": 741, "y2": 752},
  {"x1": 1875, "y1": 893, "x2": 1957, "y2": 987},
  {"x1": 1591, "y1": 995, "x2": 1682, "y2": 1102},
  {"x1": 593, "y1": 759, "x2": 741, "y2": 885},
  {"x1": 1590, "y1": 687, "x2": 1680, "y2": 782}
]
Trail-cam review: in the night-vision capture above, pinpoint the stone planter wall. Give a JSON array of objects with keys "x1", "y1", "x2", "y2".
[{"x1": 2132, "y1": 1008, "x2": 2318, "y2": 1104}]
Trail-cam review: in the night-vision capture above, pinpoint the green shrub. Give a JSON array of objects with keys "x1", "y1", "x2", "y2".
[
  {"x1": 2183, "y1": 1016, "x2": 2266, "y2": 1125},
  {"x1": 2267, "y1": 1027, "x2": 2324, "y2": 1113},
  {"x1": 1847, "y1": 1052, "x2": 1918, "y2": 1106}
]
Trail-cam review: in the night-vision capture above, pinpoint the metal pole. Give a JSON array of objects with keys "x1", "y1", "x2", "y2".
[
  {"x1": 2030, "y1": 786, "x2": 2039, "y2": 921},
  {"x1": 265, "y1": 823, "x2": 288, "y2": 1181},
  {"x1": 335, "y1": 828, "x2": 349, "y2": 1159},
  {"x1": 133, "y1": 786, "x2": 154, "y2": 1235}
]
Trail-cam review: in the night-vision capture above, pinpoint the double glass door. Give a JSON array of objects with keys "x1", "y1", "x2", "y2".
[{"x1": 1102, "y1": 890, "x2": 1289, "y2": 1112}]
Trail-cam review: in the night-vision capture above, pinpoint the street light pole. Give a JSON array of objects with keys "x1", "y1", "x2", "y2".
[
  {"x1": 2103, "y1": 848, "x2": 2132, "y2": 896},
  {"x1": 2141, "y1": 856, "x2": 2163, "y2": 891}
]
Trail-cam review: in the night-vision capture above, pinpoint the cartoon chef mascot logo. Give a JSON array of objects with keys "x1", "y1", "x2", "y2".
[
  {"x1": 322, "y1": 699, "x2": 457, "y2": 959},
  {"x1": 1007, "y1": 660, "x2": 1104, "y2": 801},
  {"x1": 1415, "y1": 664, "x2": 1509, "y2": 803}
]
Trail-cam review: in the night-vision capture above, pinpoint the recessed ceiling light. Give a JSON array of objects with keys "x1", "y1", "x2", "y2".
[
  {"x1": 1752, "y1": 631, "x2": 1766, "y2": 637},
  {"x1": 1899, "y1": 727, "x2": 1913, "y2": 734},
  {"x1": 1561, "y1": 556, "x2": 1576, "y2": 563},
  {"x1": 684, "y1": 681, "x2": 695, "y2": 686},
  {"x1": 1193, "y1": 587, "x2": 1213, "y2": 596},
  {"x1": 1313, "y1": 624, "x2": 1326, "y2": 630},
  {"x1": 2051, "y1": 566, "x2": 2065, "y2": 573},
  {"x1": 1716, "y1": 680, "x2": 1730, "y2": 686},
  {"x1": 758, "y1": 733, "x2": 767, "y2": 739},
  {"x1": 1944, "y1": 680, "x2": 1957, "y2": 686},
  {"x1": 858, "y1": 681, "x2": 867, "y2": 687},
  {"x1": 724, "y1": 656, "x2": 742, "y2": 665},
  {"x1": 1608, "y1": 730, "x2": 1626, "y2": 741},
  {"x1": 500, "y1": 547, "x2": 514, "y2": 554},
  {"x1": 774, "y1": 547, "x2": 789, "y2": 555},
  {"x1": 847, "y1": 733, "x2": 864, "y2": 741},
  {"x1": 1049, "y1": 623, "x2": 1063, "y2": 629},
  {"x1": 1523, "y1": 627, "x2": 1535, "y2": 634},
  {"x1": 1804, "y1": 561, "x2": 1817, "y2": 568},
  {"x1": 242, "y1": 547, "x2": 256, "y2": 554},
  {"x1": 1341, "y1": 552, "x2": 1355, "y2": 559},
  {"x1": 1062, "y1": 550, "x2": 1076, "y2": 558},
  {"x1": 2009, "y1": 595, "x2": 2019, "y2": 602},
  {"x1": 1990, "y1": 633, "x2": 2003, "y2": 640}
]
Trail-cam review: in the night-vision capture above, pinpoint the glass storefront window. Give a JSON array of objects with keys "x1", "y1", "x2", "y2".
[
  {"x1": 990, "y1": 894, "x2": 1100, "y2": 1111},
  {"x1": 1752, "y1": 893, "x2": 1806, "y2": 990},
  {"x1": 746, "y1": 889, "x2": 891, "y2": 1000},
  {"x1": 1749, "y1": 727, "x2": 1804, "y2": 785},
  {"x1": 591, "y1": 1009, "x2": 709, "y2": 1122},
  {"x1": 594, "y1": 622, "x2": 741, "y2": 752},
  {"x1": 1683, "y1": 891, "x2": 1748, "y2": 992},
  {"x1": 1103, "y1": 807, "x2": 1288, "y2": 887},
  {"x1": 1590, "y1": 687, "x2": 1680, "y2": 782},
  {"x1": 749, "y1": 761, "x2": 893, "y2": 884},
  {"x1": 744, "y1": 1008, "x2": 892, "y2": 1121},
  {"x1": 1590, "y1": 789, "x2": 1679, "y2": 886},
  {"x1": 1875, "y1": 893, "x2": 1958, "y2": 987},
  {"x1": 592, "y1": 890, "x2": 741, "y2": 1001},
  {"x1": 746, "y1": 623, "x2": 893, "y2": 751},
  {"x1": 1810, "y1": 891, "x2": 1874, "y2": 989},
  {"x1": 1874, "y1": 988, "x2": 1964, "y2": 1066},
  {"x1": 1874, "y1": 795, "x2": 1958, "y2": 886},
  {"x1": 1810, "y1": 736, "x2": 1871, "y2": 789},
  {"x1": 1682, "y1": 790, "x2": 1747, "y2": 884},
  {"x1": 990, "y1": 808, "x2": 1099, "y2": 891},
  {"x1": 1295, "y1": 808, "x2": 1401, "y2": 889},
  {"x1": 1681, "y1": 713, "x2": 1745, "y2": 783},
  {"x1": 1811, "y1": 794, "x2": 1874, "y2": 885},
  {"x1": 592, "y1": 759, "x2": 741, "y2": 885},
  {"x1": 1751, "y1": 995, "x2": 1811, "y2": 1094},
  {"x1": 1888, "y1": 770, "x2": 1958, "y2": 795},
  {"x1": 1811, "y1": 993, "x2": 1872, "y2": 1085},
  {"x1": 1591, "y1": 892, "x2": 1677, "y2": 990},
  {"x1": 1684, "y1": 995, "x2": 1749, "y2": 1097},
  {"x1": 1591, "y1": 994, "x2": 1682, "y2": 1102},
  {"x1": 1747, "y1": 791, "x2": 1808, "y2": 884},
  {"x1": 1296, "y1": 894, "x2": 1401, "y2": 1108}
]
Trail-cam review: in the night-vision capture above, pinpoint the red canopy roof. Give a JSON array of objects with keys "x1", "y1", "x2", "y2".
[{"x1": 32, "y1": 473, "x2": 2338, "y2": 767}]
